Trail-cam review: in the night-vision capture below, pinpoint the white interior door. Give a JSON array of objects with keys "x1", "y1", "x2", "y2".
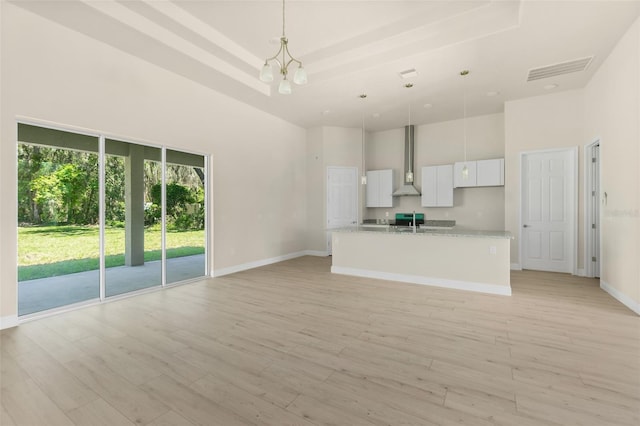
[
  {"x1": 326, "y1": 167, "x2": 358, "y2": 254},
  {"x1": 522, "y1": 149, "x2": 575, "y2": 273}
]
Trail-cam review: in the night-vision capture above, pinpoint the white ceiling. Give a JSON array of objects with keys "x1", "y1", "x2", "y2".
[{"x1": 12, "y1": 0, "x2": 640, "y2": 131}]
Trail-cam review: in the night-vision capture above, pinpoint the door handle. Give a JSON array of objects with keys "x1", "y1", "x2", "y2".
[{"x1": 523, "y1": 224, "x2": 529, "y2": 228}]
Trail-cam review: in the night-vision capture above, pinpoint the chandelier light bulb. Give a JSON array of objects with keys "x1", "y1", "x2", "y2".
[
  {"x1": 259, "y1": 63, "x2": 274, "y2": 82},
  {"x1": 278, "y1": 77, "x2": 292, "y2": 95},
  {"x1": 293, "y1": 66, "x2": 307, "y2": 85}
]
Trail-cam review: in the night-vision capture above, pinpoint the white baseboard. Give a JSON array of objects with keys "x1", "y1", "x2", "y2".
[
  {"x1": 213, "y1": 251, "x2": 308, "y2": 277},
  {"x1": 576, "y1": 268, "x2": 586, "y2": 277},
  {"x1": 331, "y1": 266, "x2": 511, "y2": 296},
  {"x1": 0, "y1": 315, "x2": 19, "y2": 330},
  {"x1": 304, "y1": 250, "x2": 330, "y2": 257},
  {"x1": 510, "y1": 263, "x2": 522, "y2": 271},
  {"x1": 601, "y1": 280, "x2": 640, "y2": 315}
]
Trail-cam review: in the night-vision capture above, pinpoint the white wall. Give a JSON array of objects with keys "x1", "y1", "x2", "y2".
[
  {"x1": 504, "y1": 17, "x2": 640, "y2": 312},
  {"x1": 305, "y1": 126, "x2": 363, "y2": 253},
  {"x1": 0, "y1": 4, "x2": 307, "y2": 323},
  {"x1": 306, "y1": 127, "x2": 325, "y2": 253},
  {"x1": 504, "y1": 90, "x2": 585, "y2": 269},
  {"x1": 366, "y1": 113, "x2": 505, "y2": 230},
  {"x1": 583, "y1": 17, "x2": 640, "y2": 312}
]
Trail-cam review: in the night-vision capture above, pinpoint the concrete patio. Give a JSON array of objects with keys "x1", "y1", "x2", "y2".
[{"x1": 18, "y1": 254, "x2": 206, "y2": 316}]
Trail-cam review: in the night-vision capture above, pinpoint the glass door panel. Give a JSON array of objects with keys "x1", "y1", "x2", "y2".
[
  {"x1": 17, "y1": 125, "x2": 100, "y2": 315},
  {"x1": 165, "y1": 149, "x2": 206, "y2": 284},
  {"x1": 104, "y1": 139, "x2": 162, "y2": 296},
  {"x1": 17, "y1": 124, "x2": 208, "y2": 316}
]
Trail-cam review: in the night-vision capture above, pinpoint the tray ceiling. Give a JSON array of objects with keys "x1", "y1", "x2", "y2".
[{"x1": 9, "y1": 0, "x2": 640, "y2": 131}]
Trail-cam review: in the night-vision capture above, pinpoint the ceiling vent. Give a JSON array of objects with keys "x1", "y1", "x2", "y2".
[
  {"x1": 399, "y1": 68, "x2": 418, "y2": 79},
  {"x1": 527, "y1": 56, "x2": 593, "y2": 81}
]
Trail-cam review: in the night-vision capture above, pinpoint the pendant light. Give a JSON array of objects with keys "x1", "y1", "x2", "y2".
[
  {"x1": 360, "y1": 94, "x2": 367, "y2": 185},
  {"x1": 406, "y1": 102, "x2": 414, "y2": 183},
  {"x1": 461, "y1": 70, "x2": 470, "y2": 179}
]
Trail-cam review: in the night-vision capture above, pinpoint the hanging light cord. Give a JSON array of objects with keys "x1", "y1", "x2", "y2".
[
  {"x1": 282, "y1": 0, "x2": 285, "y2": 37},
  {"x1": 462, "y1": 71, "x2": 468, "y2": 162},
  {"x1": 361, "y1": 112, "x2": 364, "y2": 162},
  {"x1": 408, "y1": 103, "x2": 412, "y2": 175},
  {"x1": 281, "y1": 0, "x2": 287, "y2": 71},
  {"x1": 459, "y1": 70, "x2": 471, "y2": 180}
]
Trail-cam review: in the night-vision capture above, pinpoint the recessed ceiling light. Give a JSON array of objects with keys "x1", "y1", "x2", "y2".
[
  {"x1": 544, "y1": 84, "x2": 558, "y2": 90},
  {"x1": 372, "y1": 113, "x2": 381, "y2": 118},
  {"x1": 404, "y1": 83, "x2": 414, "y2": 88},
  {"x1": 399, "y1": 68, "x2": 418, "y2": 79},
  {"x1": 486, "y1": 91, "x2": 500, "y2": 97},
  {"x1": 423, "y1": 103, "x2": 433, "y2": 109},
  {"x1": 359, "y1": 93, "x2": 367, "y2": 99}
]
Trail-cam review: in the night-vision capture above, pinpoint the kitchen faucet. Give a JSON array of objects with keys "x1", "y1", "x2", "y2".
[{"x1": 412, "y1": 210, "x2": 416, "y2": 234}]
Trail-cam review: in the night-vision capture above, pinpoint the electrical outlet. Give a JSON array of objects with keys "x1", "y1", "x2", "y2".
[{"x1": 489, "y1": 246, "x2": 497, "y2": 255}]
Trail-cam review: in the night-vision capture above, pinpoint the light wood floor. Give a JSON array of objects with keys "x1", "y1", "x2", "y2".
[{"x1": 1, "y1": 256, "x2": 639, "y2": 425}]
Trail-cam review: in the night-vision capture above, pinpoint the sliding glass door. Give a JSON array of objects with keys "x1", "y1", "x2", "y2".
[
  {"x1": 165, "y1": 150, "x2": 206, "y2": 284},
  {"x1": 17, "y1": 123, "x2": 208, "y2": 316},
  {"x1": 17, "y1": 125, "x2": 100, "y2": 315},
  {"x1": 104, "y1": 139, "x2": 163, "y2": 297}
]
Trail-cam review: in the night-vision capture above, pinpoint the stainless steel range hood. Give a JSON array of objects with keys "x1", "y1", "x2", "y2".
[{"x1": 392, "y1": 125, "x2": 421, "y2": 196}]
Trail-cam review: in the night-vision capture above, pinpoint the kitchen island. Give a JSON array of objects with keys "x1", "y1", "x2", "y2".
[{"x1": 331, "y1": 226, "x2": 512, "y2": 295}]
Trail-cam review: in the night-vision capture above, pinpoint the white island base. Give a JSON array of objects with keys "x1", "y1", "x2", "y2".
[{"x1": 331, "y1": 228, "x2": 512, "y2": 296}]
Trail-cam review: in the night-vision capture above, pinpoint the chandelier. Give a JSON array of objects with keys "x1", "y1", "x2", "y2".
[{"x1": 259, "y1": 0, "x2": 308, "y2": 94}]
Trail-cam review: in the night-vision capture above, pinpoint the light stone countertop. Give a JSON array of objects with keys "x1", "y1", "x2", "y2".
[{"x1": 331, "y1": 225, "x2": 512, "y2": 239}]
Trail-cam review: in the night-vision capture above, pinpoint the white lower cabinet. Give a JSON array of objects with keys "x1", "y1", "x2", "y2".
[
  {"x1": 421, "y1": 165, "x2": 453, "y2": 207},
  {"x1": 366, "y1": 169, "x2": 394, "y2": 207}
]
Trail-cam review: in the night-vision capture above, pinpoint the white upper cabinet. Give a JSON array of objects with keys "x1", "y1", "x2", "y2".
[
  {"x1": 366, "y1": 169, "x2": 394, "y2": 207},
  {"x1": 454, "y1": 158, "x2": 504, "y2": 188},
  {"x1": 476, "y1": 158, "x2": 505, "y2": 186},
  {"x1": 366, "y1": 170, "x2": 379, "y2": 207},
  {"x1": 421, "y1": 165, "x2": 453, "y2": 207},
  {"x1": 453, "y1": 161, "x2": 477, "y2": 188}
]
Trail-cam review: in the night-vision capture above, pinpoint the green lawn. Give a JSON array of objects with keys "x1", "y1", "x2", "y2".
[{"x1": 18, "y1": 225, "x2": 205, "y2": 281}]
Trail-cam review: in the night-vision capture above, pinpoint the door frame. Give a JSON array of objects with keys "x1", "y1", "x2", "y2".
[
  {"x1": 519, "y1": 147, "x2": 578, "y2": 274},
  {"x1": 326, "y1": 166, "x2": 359, "y2": 254},
  {"x1": 584, "y1": 138, "x2": 601, "y2": 278}
]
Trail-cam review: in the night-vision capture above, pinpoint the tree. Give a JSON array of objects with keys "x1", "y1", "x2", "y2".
[
  {"x1": 30, "y1": 173, "x2": 63, "y2": 223},
  {"x1": 18, "y1": 143, "x2": 204, "y2": 228},
  {"x1": 55, "y1": 164, "x2": 87, "y2": 223},
  {"x1": 105, "y1": 156, "x2": 125, "y2": 224}
]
